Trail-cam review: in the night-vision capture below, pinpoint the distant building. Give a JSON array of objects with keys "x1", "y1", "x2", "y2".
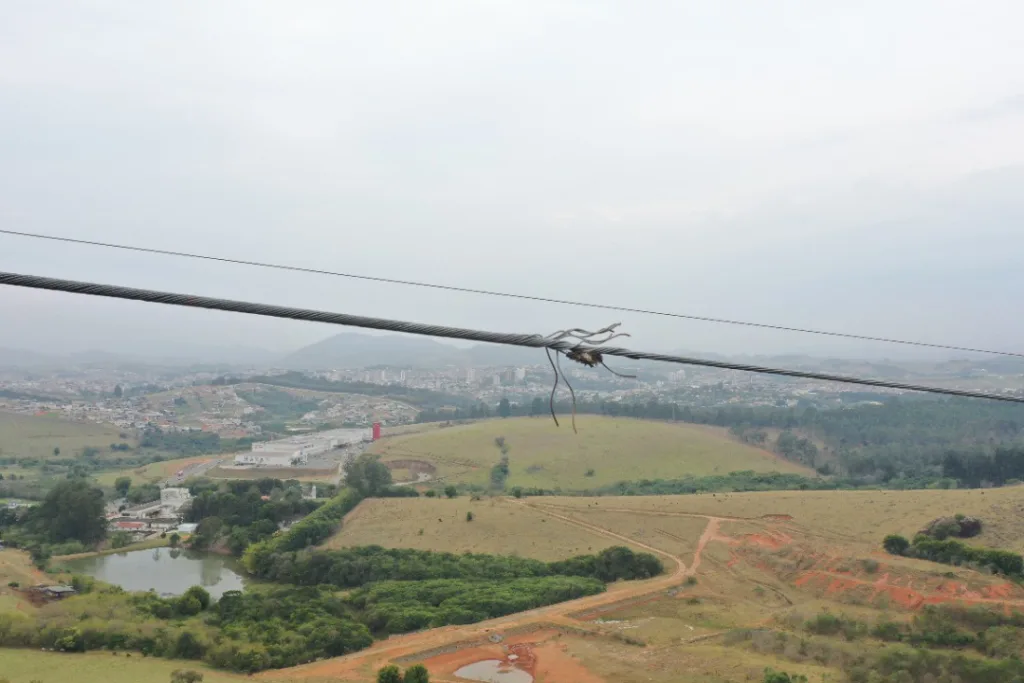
[
  {"x1": 514, "y1": 367, "x2": 526, "y2": 381},
  {"x1": 234, "y1": 452, "x2": 304, "y2": 467},
  {"x1": 466, "y1": 369, "x2": 476, "y2": 383},
  {"x1": 234, "y1": 427, "x2": 370, "y2": 468}
]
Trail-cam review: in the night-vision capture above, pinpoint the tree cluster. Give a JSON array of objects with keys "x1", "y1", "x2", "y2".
[
  {"x1": 0, "y1": 479, "x2": 108, "y2": 562},
  {"x1": 352, "y1": 576, "x2": 605, "y2": 634},
  {"x1": 242, "y1": 487, "x2": 363, "y2": 570},
  {"x1": 180, "y1": 478, "x2": 321, "y2": 555},
  {"x1": 882, "y1": 533, "x2": 1024, "y2": 576},
  {"x1": 246, "y1": 542, "x2": 662, "y2": 588}
]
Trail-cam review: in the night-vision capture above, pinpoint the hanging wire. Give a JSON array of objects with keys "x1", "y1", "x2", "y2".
[
  {"x1": 0, "y1": 271, "x2": 1022, "y2": 408},
  {"x1": 2, "y1": 228, "x2": 1022, "y2": 359}
]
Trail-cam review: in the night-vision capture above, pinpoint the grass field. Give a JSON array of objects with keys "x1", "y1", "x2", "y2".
[
  {"x1": 322, "y1": 497, "x2": 620, "y2": 560},
  {"x1": 0, "y1": 412, "x2": 131, "y2": 461},
  {"x1": 371, "y1": 416, "x2": 812, "y2": 489},
  {"x1": 538, "y1": 485, "x2": 1024, "y2": 552},
  {"x1": 0, "y1": 650, "x2": 253, "y2": 683},
  {"x1": 93, "y1": 456, "x2": 217, "y2": 486}
]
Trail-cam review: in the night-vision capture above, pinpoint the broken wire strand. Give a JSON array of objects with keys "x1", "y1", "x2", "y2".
[{"x1": 543, "y1": 324, "x2": 638, "y2": 433}]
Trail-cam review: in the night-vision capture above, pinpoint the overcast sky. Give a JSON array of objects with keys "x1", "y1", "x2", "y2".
[{"x1": 1, "y1": 2, "x2": 1022, "y2": 361}]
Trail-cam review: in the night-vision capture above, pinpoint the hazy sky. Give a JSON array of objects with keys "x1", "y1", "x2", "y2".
[{"x1": 1, "y1": 2, "x2": 1023, "y2": 361}]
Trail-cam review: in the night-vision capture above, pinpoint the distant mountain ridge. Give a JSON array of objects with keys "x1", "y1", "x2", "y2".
[{"x1": 279, "y1": 333, "x2": 538, "y2": 369}]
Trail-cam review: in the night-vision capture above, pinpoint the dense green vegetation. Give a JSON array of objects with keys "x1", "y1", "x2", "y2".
[
  {"x1": 351, "y1": 576, "x2": 604, "y2": 633},
  {"x1": 247, "y1": 543, "x2": 662, "y2": 587},
  {"x1": 138, "y1": 428, "x2": 257, "y2": 456},
  {"x1": 183, "y1": 478, "x2": 322, "y2": 555},
  {"x1": 592, "y1": 471, "x2": 834, "y2": 496},
  {"x1": 378, "y1": 663, "x2": 430, "y2": 683},
  {"x1": 242, "y1": 487, "x2": 363, "y2": 569},
  {"x1": 882, "y1": 532, "x2": 1024, "y2": 576},
  {"x1": 233, "y1": 386, "x2": 322, "y2": 428},
  {"x1": 0, "y1": 584, "x2": 373, "y2": 672},
  {"x1": 0, "y1": 479, "x2": 108, "y2": 562}
]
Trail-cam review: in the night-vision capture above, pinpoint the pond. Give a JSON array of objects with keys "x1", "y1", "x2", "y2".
[
  {"x1": 454, "y1": 660, "x2": 534, "y2": 683},
  {"x1": 60, "y1": 548, "x2": 246, "y2": 598}
]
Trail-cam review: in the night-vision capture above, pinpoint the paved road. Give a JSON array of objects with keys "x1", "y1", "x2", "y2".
[{"x1": 159, "y1": 456, "x2": 225, "y2": 487}]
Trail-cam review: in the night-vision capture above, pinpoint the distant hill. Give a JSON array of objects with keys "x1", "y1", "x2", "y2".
[
  {"x1": 280, "y1": 332, "x2": 538, "y2": 369},
  {"x1": 0, "y1": 344, "x2": 278, "y2": 368},
  {"x1": 0, "y1": 347, "x2": 53, "y2": 367}
]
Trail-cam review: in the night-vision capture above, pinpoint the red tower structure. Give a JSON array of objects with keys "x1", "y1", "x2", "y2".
[{"x1": 372, "y1": 422, "x2": 381, "y2": 441}]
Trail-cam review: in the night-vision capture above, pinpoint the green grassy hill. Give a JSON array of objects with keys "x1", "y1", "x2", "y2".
[
  {"x1": 0, "y1": 412, "x2": 131, "y2": 462},
  {"x1": 372, "y1": 416, "x2": 812, "y2": 490}
]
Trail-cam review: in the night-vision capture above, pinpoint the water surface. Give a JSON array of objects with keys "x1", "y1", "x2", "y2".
[
  {"x1": 454, "y1": 660, "x2": 533, "y2": 683},
  {"x1": 61, "y1": 548, "x2": 245, "y2": 598}
]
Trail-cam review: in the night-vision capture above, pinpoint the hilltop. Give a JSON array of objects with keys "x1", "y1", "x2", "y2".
[{"x1": 370, "y1": 415, "x2": 813, "y2": 490}]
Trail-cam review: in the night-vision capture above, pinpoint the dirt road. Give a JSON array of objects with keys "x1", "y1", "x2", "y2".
[{"x1": 263, "y1": 501, "x2": 727, "y2": 680}]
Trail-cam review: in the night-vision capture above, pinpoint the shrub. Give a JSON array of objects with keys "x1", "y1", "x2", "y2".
[
  {"x1": 763, "y1": 669, "x2": 807, "y2": 683},
  {"x1": 882, "y1": 534, "x2": 910, "y2": 556},
  {"x1": 377, "y1": 664, "x2": 403, "y2": 683},
  {"x1": 404, "y1": 664, "x2": 430, "y2": 683},
  {"x1": 110, "y1": 531, "x2": 133, "y2": 549}
]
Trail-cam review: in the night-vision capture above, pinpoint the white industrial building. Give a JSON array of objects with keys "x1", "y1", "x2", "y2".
[{"x1": 233, "y1": 427, "x2": 371, "y2": 468}]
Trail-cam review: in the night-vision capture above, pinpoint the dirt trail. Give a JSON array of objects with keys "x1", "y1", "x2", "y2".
[{"x1": 264, "y1": 503, "x2": 724, "y2": 680}]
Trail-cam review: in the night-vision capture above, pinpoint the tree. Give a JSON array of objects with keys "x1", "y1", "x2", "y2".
[
  {"x1": 343, "y1": 454, "x2": 393, "y2": 497},
  {"x1": 444, "y1": 485, "x2": 458, "y2": 499},
  {"x1": 227, "y1": 527, "x2": 252, "y2": 556},
  {"x1": 404, "y1": 664, "x2": 430, "y2": 683},
  {"x1": 883, "y1": 534, "x2": 910, "y2": 556},
  {"x1": 169, "y1": 532, "x2": 181, "y2": 547},
  {"x1": 114, "y1": 476, "x2": 132, "y2": 497},
  {"x1": 530, "y1": 396, "x2": 545, "y2": 417},
  {"x1": 762, "y1": 669, "x2": 807, "y2": 683},
  {"x1": 110, "y1": 531, "x2": 133, "y2": 549},
  {"x1": 171, "y1": 669, "x2": 204, "y2": 683},
  {"x1": 182, "y1": 585, "x2": 211, "y2": 610},
  {"x1": 377, "y1": 664, "x2": 403, "y2": 683},
  {"x1": 113, "y1": 384, "x2": 123, "y2": 398},
  {"x1": 53, "y1": 447, "x2": 60, "y2": 457},
  {"x1": 466, "y1": 511, "x2": 474, "y2": 522},
  {"x1": 30, "y1": 479, "x2": 107, "y2": 545},
  {"x1": 498, "y1": 398, "x2": 511, "y2": 418},
  {"x1": 191, "y1": 516, "x2": 223, "y2": 549}
]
